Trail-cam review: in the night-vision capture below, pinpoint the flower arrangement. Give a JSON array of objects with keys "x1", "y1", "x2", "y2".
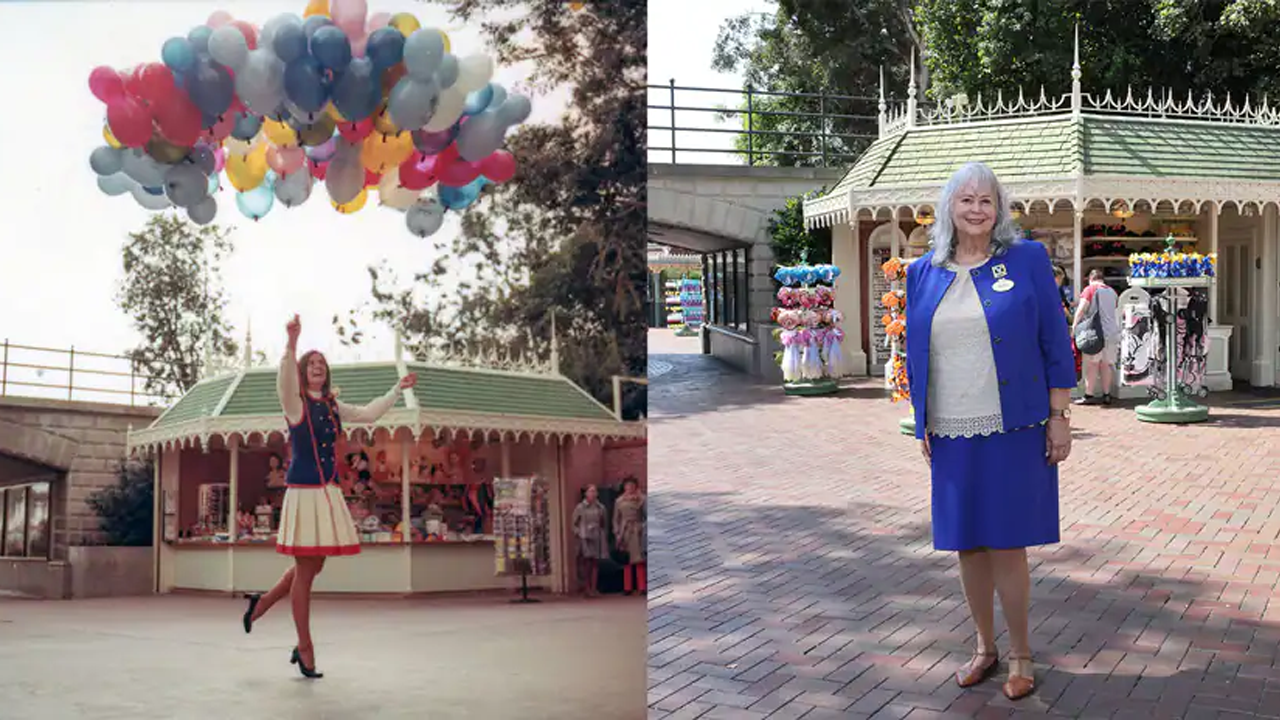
[
  {"x1": 771, "y1": 264, "x2": 846, "y2": 383},
  {"x1": 1128, "y1": 251, "x2": 1217, "y2": 279},
  {"x1": 880, "y1": 257, "x2": 916, "y2": 403}
]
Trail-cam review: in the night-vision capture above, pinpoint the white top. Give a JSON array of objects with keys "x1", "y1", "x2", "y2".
[
  {"x1": 927, "y1": 262, "x2": 1004, "y2": 438},
  {"x1": 277, "y1": 349, "x2": 402, "y2": 426}
]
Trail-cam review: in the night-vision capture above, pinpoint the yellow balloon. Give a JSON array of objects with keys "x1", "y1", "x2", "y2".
[
  {"x1": 362, "y1": 131, "x2": 415, "y2": 173},
  {"x1": 303, "y1": 0, "x2": 329, "y2": 18},
  {"x1": 263, "y1": 119, "x2": 298, "y2": 147},
  {"x1": 373, "y1": 109, "x2": 400, "y2": 135},
  {"x1": 103, "y1": 125, "x2": 123, "y2": 149},
  {"x1": 325, "y1": 102, "x2": 347, "y2": 124},
  {"x1": 570, "y1": 1, "x2": 586, "y2": 10},
  {"x1": 333, "y1": 187, "x2": 368, "y2": 214},
  {"x1": 440, "y1": 30, "x2": 450, "y2": 53},
  {"x1": 389, "y1": 13, "x2": 420, "y2": 38},
  {"x1": 226, "y1": 144, "x2": 269, "y2": 192}
]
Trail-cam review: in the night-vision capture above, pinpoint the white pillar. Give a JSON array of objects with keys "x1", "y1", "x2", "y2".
[
  {"x1": 1208, "y1": 206, "x2": 1219, "y2": 325},
  {"x1": 831, "y1": 219, "x2": 867, "y2": 376},
  {"x1": 1258, "y1": 205, "x2": 1279, "y2": 387},
  {"x1": 227, "y1": 436, "x2": 239, "y2": 592},
  {"x1": 400, "y1": 434, "x2": 412, "y2": 545},
  {"x1": 1073, "y1": 209, "x2": 1084, "y2": 292}
]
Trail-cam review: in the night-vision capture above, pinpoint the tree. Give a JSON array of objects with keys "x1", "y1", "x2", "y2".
[
  {"x1": 769, "y1": 190, "x2": 832, "y2": 268},
  {"x1": 86, "y1": 460, "x2": 154, "y2": 546},
  {"x1": 117, "y1": 213, "x2": 239, "y2": 400},
  {"x1": 366, "y1": 1, "x2": 646, "y2": 418}
]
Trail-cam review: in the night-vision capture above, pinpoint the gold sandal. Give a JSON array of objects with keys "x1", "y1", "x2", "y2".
[
  {"x1": 1003, "y1": 656, "x2": 1035, "y2": 700},
  {"x1": 955, "y1": 650, "x2": 999, "y2": 688}
]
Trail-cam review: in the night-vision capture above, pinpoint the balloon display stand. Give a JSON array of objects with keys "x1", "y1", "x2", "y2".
[
  {"x1": 88, "y1": 3, "x2": 530, "y2": 236},
  {"x1": 1128, "y1": 239, "x2": 1215, "y2": 424},
  {"x1": 771, "y1": 263, "x2": 848, "y2": 394}
]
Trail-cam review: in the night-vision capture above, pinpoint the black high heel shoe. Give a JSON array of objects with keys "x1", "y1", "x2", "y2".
[
  {"x1": 242, "y1": 593, "x2": 261, "y2": 634},
  {"x1": 290, "y1": 646, "x2": 324, "y2": 679}
]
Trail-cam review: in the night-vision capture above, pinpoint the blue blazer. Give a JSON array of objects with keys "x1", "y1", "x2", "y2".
[{"x1": 904, "y1": 240, "x2": 1076, "y2": 440}]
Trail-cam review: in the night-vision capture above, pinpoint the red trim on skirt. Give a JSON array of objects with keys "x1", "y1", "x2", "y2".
[{"x1": 276, "y1": 543, "x2": 362, "y2": 557}]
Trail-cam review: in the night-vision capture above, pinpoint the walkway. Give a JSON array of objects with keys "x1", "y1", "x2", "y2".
[
  {"x1": 648, "y1": 346, "x2": 1280, "y2": 719},
  {"x1": 0, "y1": 594, "x2": 646, "y2": 720}
]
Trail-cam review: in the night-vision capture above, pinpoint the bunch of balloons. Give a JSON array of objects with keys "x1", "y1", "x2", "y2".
[{"x1": 87, "y1": 0, "x2": 531, "y2": 238}]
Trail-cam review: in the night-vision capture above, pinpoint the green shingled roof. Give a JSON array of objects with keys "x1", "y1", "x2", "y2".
[
  {"x1": 146, "y1": 361, "x2": 614, "y2": 432},
  {"x1": 817, "y1": 114, "x2": 1280, "y2": 202}
]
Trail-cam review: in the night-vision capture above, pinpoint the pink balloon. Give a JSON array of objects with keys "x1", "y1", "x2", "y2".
[
  {"x1": 106, "y1": 97, "x2": 154, "y2": 148},
  {"x1": 352, "y1": 35, "x2": 369, "y2": 58},
  {"x1": 214, "y1": 147, "x2": 226, "y2": 173},
  {"x1": 366, "y1": 12, "x2": 390, "y2": 32},
  {"x1": 268, "y1": 145, "x2": 306, "y2": 175},
  {"x1": 331, "y1": 0, "x2": 367, "y2": 38},
  {"x1": 207, "y1": 10, "x2": 233, "y2": 27},
  {"x1": 88, "y1": 66, "x2": 124, "y2": 104},
  {"x1": 480, "y1": 150, "x2": 517, "y2": 183}
]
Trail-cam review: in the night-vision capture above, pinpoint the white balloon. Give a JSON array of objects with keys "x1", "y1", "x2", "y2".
[
  {"x1": 496, "y1": 94, "x2": 533, "y2": 125},
  {"x1": 435, "y1": 54, "x2": 459, "y2": 89},
  {"x1": 406, "y1": 196, "x2": 445, "y2": 237},
  {"x1": 188, "y1": 196, "x2": 218, "y2": 225},
  {"x1": 422, "y1": 88, "x2": 466, "y2": 132},
  {"x1": 90, "y1": 146, "x2": 124, "y2": 176},
  {"x1": 132, "y1": 185, "x2": 173, "y2": 211},
  {"x1": 209, "y1": 25, "x2": 250, "y2": 70},
  {"x1": 378, "y1": 168, "x2": 422, "y2": 210},
  {"x1": 402, "y1": 28, "x2": 445, "y2": 80},
  {"x1": 455, "y1": 54, "x2": 493, "y2": 93}
]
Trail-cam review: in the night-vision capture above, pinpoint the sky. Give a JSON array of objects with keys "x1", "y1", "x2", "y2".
[
  {"x1": 0, "y1": 0, "x2": 759, "y2": 404},
  {"x1": 0, "y1": 0, "x2": 575, "y2": 402}
]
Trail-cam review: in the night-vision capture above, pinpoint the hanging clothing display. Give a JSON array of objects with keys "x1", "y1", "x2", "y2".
[
  {"x1": 1122, "y1": 288, "x2": 1210, "y2": 392},
  {"x1": 1121, "y1": 304, "x2": 1157, "y2": 387}
]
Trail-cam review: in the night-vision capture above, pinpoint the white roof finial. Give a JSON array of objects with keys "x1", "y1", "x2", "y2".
[
  {"x1": 549, "y1": 311, "x2": 560, "y2": 376},
  {"x1": 242, "y1": 318, "x2": 253, "y2": 368},
  {"x1": 1071, "y1": 22, "x2": 1082, "y2": 116},
  {"x1": 906, "y1": 50, "x2": 918, "y2": 129}
]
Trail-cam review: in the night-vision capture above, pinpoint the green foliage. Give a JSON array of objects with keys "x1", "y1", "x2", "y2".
[
  {"x1": 768, "y1": 191, "x2": 832, "y2": 268},
  {"x1": 368, "y1": 0, "x2": 645, "y2": 419},
  {"x1": 86, "y1": 460, "x2": 154, "y2": 547},
  {"x1": 116, "y1": 213, "x2": 239, "y2": 400}
]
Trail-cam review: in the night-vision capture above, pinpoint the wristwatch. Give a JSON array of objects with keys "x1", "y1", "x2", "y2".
[{"x1": 1048, "y1": 407, "x2": 1071, "y2": 421}]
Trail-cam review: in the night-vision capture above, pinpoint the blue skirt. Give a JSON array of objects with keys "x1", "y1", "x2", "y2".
[{"x1": 929, "y1": 424, "x2": 1060, "y2": 551}]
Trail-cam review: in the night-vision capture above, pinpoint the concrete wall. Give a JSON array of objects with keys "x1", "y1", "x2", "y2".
[
  {"x1": 649, "y1": 164, "x2": 844, "y2": 379},
  {"x1": 69, "y1": 546, "x2": 153, "y2": 598},
  {"x1": 0, "y1": 559, "x2": 70, "y2": 599}
]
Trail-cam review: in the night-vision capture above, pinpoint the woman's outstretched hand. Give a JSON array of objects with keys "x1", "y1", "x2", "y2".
[
  {"x1": 399, "y1": 373, "x2": 419, "y2": 390},
  {"x1": 286, "y1": 314, "x2": 301, "y2": 345}
]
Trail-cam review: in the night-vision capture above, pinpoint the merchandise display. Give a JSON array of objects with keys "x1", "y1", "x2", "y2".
[
  {"x1": 492, "y1": 477, "x2": 550, "y2": 577},
  {"x1": 677, "y1": 277, "x2": 703, "y2": 336},
  {"x1": 770, "y1": 264, "x2": 847, "y2": 393},
  {"x1": 880, "y1": 257, "x2": 913, "y2": 404},
  {"x1": 664, "y1": 279, "x2": 684, "y2": 330}
]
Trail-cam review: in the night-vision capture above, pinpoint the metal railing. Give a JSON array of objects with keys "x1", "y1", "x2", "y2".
[
  {"x1": 647, "y1": 80, "x2": 880, "y2": 167},
  {"x1": 0, "y1": 340, "x2": 174, "y2": 407}
]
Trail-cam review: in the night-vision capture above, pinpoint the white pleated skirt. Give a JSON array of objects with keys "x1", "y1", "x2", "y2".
[{"x1": 276, "y1": 484, "x2": 361, "y2": 557}]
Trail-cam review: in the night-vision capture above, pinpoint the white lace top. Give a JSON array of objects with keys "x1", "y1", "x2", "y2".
[{"x1": 927, "y1": 261, "x2": 1004, "y2": 437}]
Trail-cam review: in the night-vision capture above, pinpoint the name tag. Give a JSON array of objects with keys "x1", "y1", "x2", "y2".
[{"x1": 993, "y1": 278, "x2": 1015, "y2": 292}]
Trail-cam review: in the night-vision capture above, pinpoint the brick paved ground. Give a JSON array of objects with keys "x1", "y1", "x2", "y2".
[
  {"x1": 648, "y1": 341, "x2": 1280, "y2": 720},
  {"x1": 0, "y1": 594, "x2": 645, "y2": 720}
]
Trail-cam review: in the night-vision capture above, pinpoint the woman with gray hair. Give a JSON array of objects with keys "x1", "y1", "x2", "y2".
[{"x1": 904, "y1": 162, "x2": 1075, "y2": 700}]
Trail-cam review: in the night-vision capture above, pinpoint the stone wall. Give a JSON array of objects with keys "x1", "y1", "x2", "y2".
[{"x1": 0, "y1": 397, "x2": 162, "y2": 555}]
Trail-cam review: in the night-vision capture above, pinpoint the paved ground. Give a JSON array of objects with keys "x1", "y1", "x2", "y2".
[
  {"x1": 0, "y1": 594, "x2": 646, "y2": 720},
  {"x1": 648, "y1": 339, "x2": 1280, "y2": 719}
]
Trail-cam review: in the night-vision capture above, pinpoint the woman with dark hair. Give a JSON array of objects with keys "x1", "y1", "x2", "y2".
[
  {"x1": 240, "y1": 314, "x2": 417, "y2": 679},
  {"x1": 612, "y1": 477, "x2": 647, "y2": 596}
]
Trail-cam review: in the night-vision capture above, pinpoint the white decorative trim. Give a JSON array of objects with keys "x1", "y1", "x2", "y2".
[
  {"x1": 919, "y1": 88, "x2": 1071, "y2": 126},
  {"x1": 1084, "y1": 87, "x2": 1280, "y2": 126},
  {"x1": 211, "y1": 369, "x2": 247, "y2": 418}
]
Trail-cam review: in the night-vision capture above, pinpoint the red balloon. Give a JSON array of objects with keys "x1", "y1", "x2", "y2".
[
  {"x1": 364, "y1": 168, "x2": 381, "y2": 187},
  {"x1": 156, "y1": 95, "x2": 203, "y2": 147},
  {"x1": 480, "y1": 150, "x2": 516, "y2": 183},
  {"x1": 436, "y1": 152, "x2": 481, "y2": 187},
  {"x1": 310, "y1": 159, "x2": 329, "y2": 180},
  {"x1": 88, "y1": 66, "x2": 124, "y2": 104},
  {"x1": 199, "y1": 113, "x2": 236, "y2": 144},
  {"x1": 231, "y1": 20, "x2": 259, "y2": 50},
  {"x1": 338, "y1": 119, "x2": 374, "y2": 143},
  {"x1": 137, "y1": 63, "x2": 177, "y2": 104},
  {"x1": 106, "y1": 98, "x2": 155, "y2": 148},
  {"x1": 397, "y1": 154, "x2": 436, "y2": 191},
  {"x1": 122, "y1": 66, "x2": 149, "y2": 102}
]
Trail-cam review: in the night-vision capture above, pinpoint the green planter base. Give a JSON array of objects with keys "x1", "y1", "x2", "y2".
[
  {"x1": 898, "y1": 417, "x2": 916, "y2": 436},
  {"x1": 1136, "y1": 395, "x2": 1209, "y2": 424},
  {"x1": 784, "y1": 378, "x2": 840, "y2": 396}
]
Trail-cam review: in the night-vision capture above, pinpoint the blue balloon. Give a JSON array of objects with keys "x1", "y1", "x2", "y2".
[
  {"x1": 273, "y1": 23, "x2": 308, "y2": 64},
  {"x1": 162, "y1": 37, "x2": 197, "y2": 73},
  {"x1": 236, "y1": 181, "x2": 275, "y2": 221},
  {"x1": 187, "y1": 25, "x2": 213, "y2": 55},
  {"x1": 485, "y1": 83, "x2": 508, "y2": 111},
  {"x1": 207, "y1": 173, "x2": 221, "y2": 196},
  {"x1": 463, "y1": 85, "x2": 494, "y2": 117},
  {"x1": 142, "y1": 185, "x2": 165, "y2": 196},
  {"x1": 303, "y1": 15, "x2": 334, "y2": 40},
  {"x1": 284, "y1": 56, "x2": 329, "y2": 113},
  {"x1": 230, "y1": 112, "x2": 263, "y2": 141},
  {"x1": 366, "y1": 27, "x2": 405, "y2": 70},
  {"x1": 330, "y1": 57, "x2": 378, "y2": 121},
  {"x1": 187, "y1": 59, "x2": 234, "y2": 117},
  {"x1": 310, "y1": 26, "x2": 352, "y2": 71},
  {"x1": 438, "y1": 177, "x2": 487, "y2": 210}
]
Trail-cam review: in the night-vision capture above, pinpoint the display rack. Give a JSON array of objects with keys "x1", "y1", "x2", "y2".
[
  {"x1": 771, "y1": 263, "x2": 847, "y2": 396},
  {"x1": 664, "y1": 279, "x2": 684, "y2": 331},
  {"x1": 676, "y1": 277, "x2": 703, "y2": 336},
  {"x1": 492, "y1": 477, "x2": 551, "y2": 603},
  {"x1": 880, "y1": 257, "x2": 916, "y2": 435}
]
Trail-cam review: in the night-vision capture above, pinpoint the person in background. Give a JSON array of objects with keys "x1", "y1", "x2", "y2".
[
  {"x1": 613, "y1": 477, "x2": 647, "y2": 596},
  {"x1": 1074, "y1": 269, "x2": 1121, "y2": 405},
  {"x1": 572, "y1": 484, "x2": 609, "y2": 597},
  {"x1": 1053, "y1": 265, "x2": 1082, "y2": 380}
]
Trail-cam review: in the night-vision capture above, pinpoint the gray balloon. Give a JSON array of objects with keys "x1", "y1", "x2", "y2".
[
  {"x1": 132, "y1": 184, "x2": 173, "y2": 210},
  {"x1": 209, "y1": 25, "x2": 249, "y2": 70},
  {"x1": 406, "y1": 196, "x2": 445, "y2": 238},
  {"x1": 165, "y1": 164, "x2": 209, "y2": 208},
  {"x1": 435, "y1": 54, "x2": 459, "y2": 89},
  {"x1": 188, "y1": 196, "x2": 218, "y2": 225},
  {"x1": 90, "y1": 146, "x2": 125, "y2": 176},
  {"x1": 236, "y1": 50, "x2": 286, "y2": 115},
  {"x1": 122, "y1": 149, "x2": 170, "y2": 187},
  {"x1": 97, "y1": 173, "x2": 135, "y2": 196},
  {"x1": 402, "y1": 28, "x2": 444, "y2": 81},
  {"x1": 325, "y1": 159, "x2": 365, "y2": 205},
  {"x1": 231, "y1": 112, "x2": 263, "y2": 141},
  {"x1": 496, "y1": 94, "x2": 532, "y2": 125},
  {"x1": 454, "y1": 111, "x2": 506, "y2": 162},
  {"x1": 259, "y1": 13, "x2": 302, "y2": 55},
  {"x1": 274, "y1": 169, "x2": 313, "y2": 207},
  {"x1": 387, "y1": 76, "x2": 439, "y2": 132},
  {"x1": 332, "y1": 137, "x2": 362, "y2": 165},
  {"x1": 189, "y1": 145, "x2": 217, "y2": 175}
]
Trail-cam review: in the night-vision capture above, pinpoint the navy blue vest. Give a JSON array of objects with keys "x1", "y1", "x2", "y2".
[{"x1": 286, "y1": 395, "x2": 342, "y2": 486}]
